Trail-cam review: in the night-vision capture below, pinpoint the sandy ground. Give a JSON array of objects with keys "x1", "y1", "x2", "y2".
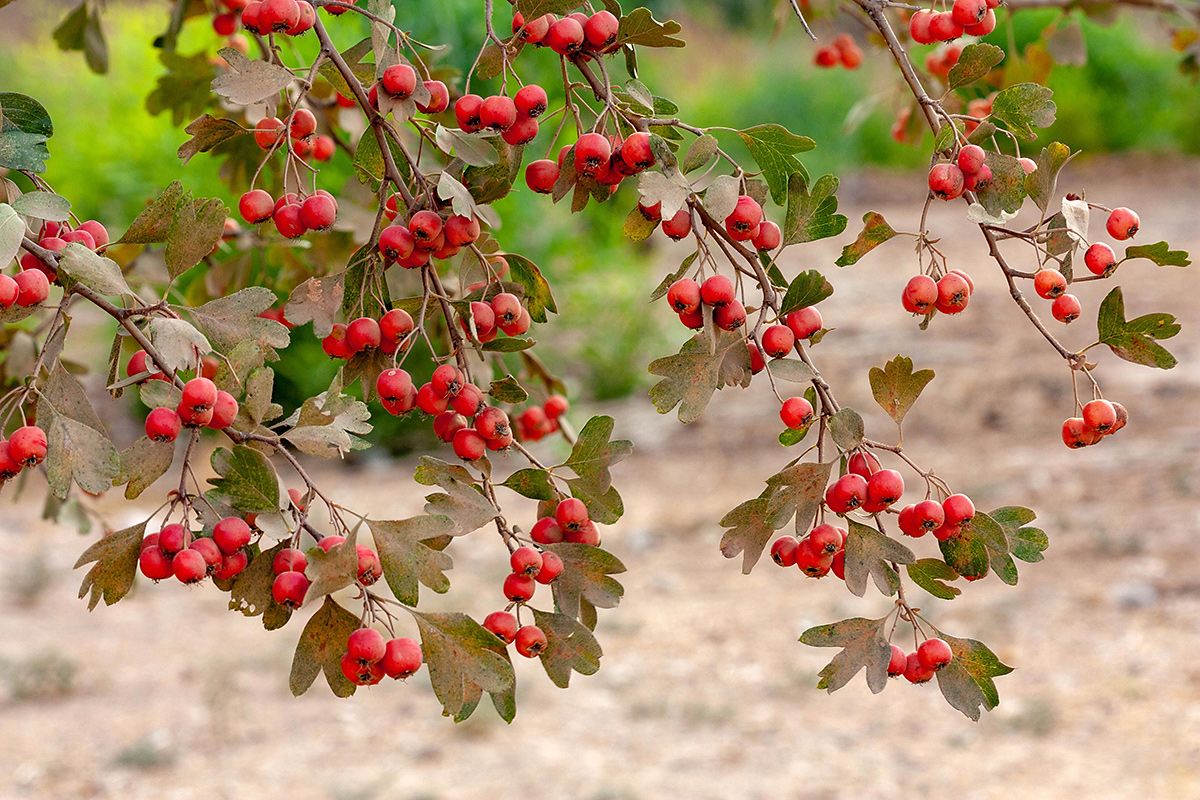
[{"x1": 2, "y1": 158, "x2": 1200, "y2": 800}]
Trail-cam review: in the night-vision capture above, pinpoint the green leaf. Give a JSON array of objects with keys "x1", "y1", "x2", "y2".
[
  {"x1": 977, "y1": 152, "x2": 1028, "y2": 217},
  {"x1": 720, "y1": 461, "x2": 831, "y2": 572},
  {"x1": 481, "y1": 337, "x2": 536, "y2": 352},
  {"x1": 779, "y1": 426, "x2": 810, "y2": 446},
  {"x1": 615, "y1": 7, "x2": 685, "y2": 48},
  {"x1": 40, "y1": 404, "x2": 120, "y2": 500},
  {"x1": 828, "y1": 407, "x2": 864, "y2": 451},
  {"x1": 543, "y1": 543, "x2": 626, "y2": 621},
  {"x1": 947, "y1": 43, "x2": 1005, "y2": 89},
  {"x1": 799, "y1": 616, "x2": 891, "y2": 694},
  {"x1": 118, "y1": 436, "x2": 176, "y2": 500},
  {"x1": 930, "y1": 628, "x2": 1014, "y2": 721},
  {"x1": 868, "y1": 355, "x2": 934, "y2": 429},
  {"x1": 289, "y1": 597, "x2": 361, "y2": 698},
  {"x1": 1025, "y1": 142, "x2": 1074, "y2": 213},
  {"x1": 207, "y1": 445, "x2": 280, "y2": 513},
  {"x1": 622, "y1": 204, "x2": 659, "y2": 242},
  {"x1": 410, "y1": 610, "x2": 515, "y2": 722},
  {"x1": 502, "y1": 468, "x2": 557, "y2": 502},
  {"x1": 177, "y1": 114, "x2": 245, "y2": 165},
  {"x1": 502, "y1": 253, "x2": 557, "y2": 323},
  {"x1": 836, "y1": 211, "x2": 897, "y2": 267},
  {"x1": 465, "y1": 140, "x2": 524, "y2": 205},
  {"x1": 1096, "y1": 286, "x2": 1179, "y2": 369},
  {"x1": 0, "y1": 92, "x2": 54, "y2": 172},
  {"x1": 563, "y1": 415, "x2": 632, "y2": 495},
  {"x1": 415, "y1": 457, "x2": 499, "y2": 534},
  {"x1": 648, "y1": 330, "x2": 753, "y2": 423},
  {"x1": 434, "y1": 124, "x2": 499, "y2": 168},
  {"x1": 531, "y1": 608, "x2": 603, "y2": 688},
  {"x1": 1122, "y1": 241, "x2": 1191, "y2": 268},
  {"x1": 648, "y1": 251, "x2": 696, "y2": 303},
  {"x1": 990, "y1": 82, "x2": 1057, "y2": 141},
  {"x1": 318, "y1": 38, "x2": 374, "y2": 98},
  {"x1": 53, "y1": 2, "x2": 109, "y2": 74},
  {"x1": 938, "y1": 521, "x2": 990, "y2": 580},
  {"x1": 0, "y1": 203, "x2": 23, "y2": 268},
  {"x1": 969, "y1": 511, "x2": 1018, "y2": 585},
  {"x1": 73, "y1": 520, "x2": 146, "y2": 611},
  {"x1": 145, "y1": 51, "x2": 215, "y2": 127},
  {"x1": 682, "y1": 133, "x2": 718, "y2": 173},
  {"x1": 779, "y1": 268, "x2": 834, "y2": 316},
  {"x1": 10, "y1": 191, "x2": 71, "y2": 222},
  {"x1": 844, "y1": 520, "x2": 915, "y2": 597},
  {"x1": 304, "y1": 526, "x2": 359, "y2": 600},
  {"x1": 488, "y1": 375, "x2": 528, "y2": 404},
  {"x1": 989, "y1": 506, "x2": 1048, "y2": 564},
  {"x1": 515, "y1": 0, "x2": 581, "y2": 17},
  {"x1": 118, "y1": 181, "x2": 185, "y2": 244},
  {"x1": 368, "y1": 515, "x2": 455, "y2": 606},
  {"x1": 766, "y1": 358, "x2": 815, "y2": 383},
  {"x1": 737, "y1": 124, "x2": 815, "y2": 205},
  {"x1": 166, "y1": 195, "x2": 227, "y2": 279},
  {"x1": 211, "y1": 48, "x2": 295, "y2": 106},
  {"x1": 57, "y1": 243, "x2": 130, "y2": 296},
  {"x1": 187, "y1": 286, "x2": 290, "y2": 356},
  {"x1": 907, "y1": 558, "x2": 962, "y2": 600},
  {"x1": 782, "y1": 173, "x2": 847, "y2": 246}
]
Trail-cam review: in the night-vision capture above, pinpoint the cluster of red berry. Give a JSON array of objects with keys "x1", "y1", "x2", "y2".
[
  {"x1": 908, "y1": 0, "x2": 998, "y2": 43},
  {"x1": 0, "y1": 425, "x2": 48, "y2": 483},
  {"x1": 512, "y1": 395, "x2": 569, "y2": 442},
  {"x1": 454, "y1": 84, "x2": 549, "y2": 147},
  {"x1": 378, "y1": 363, "x2": 516, "y2": 459},
  {"x1": 1062, "y1": 398, "x2": 1128, "y2": 448},
  {"x1": 481, "y1": 544, "x2": 567, "y2": 658},
  {"x1": 252, "y1": 109, "x2": 335, "y2": 162},
  {"x1": 511, "y1": 9, "x2": 621, "y2": 56},
  {"x1": 378, "y1": 208, "x2": 482, "y2": 268},
  {"x1": 814, "y1": 33, "x2": 864, "y2": 69},
  {"x1": 144, "y1": 376, "x2": 239, "y2": 439},
  {"x1": 901, "y1": 268, "x2": 974, "y2": 317},
  {"x1": 771, "y1": 523, "x2": 848, "y2": 578},
  {"x1": 888, "y1": 637, "x2": 954, "y2": 684},
  {"x1": 137, "y1": 517, "x2": 252, "y2": 584},
  {"x1": 321, "y1": 307, "x2": 414, "y2": 360},
  {"x1": 238, "y1": 0, "x2": 316, "y2": 37},
  {"x1": 530, "y1": 498, "x2": 601, "y2": 546},
  {"x1": 924, "y1": 42, "x2": 964, "y2": 81},
  {"x1": 7, "y1": 220, "x2": 112, "y2": 310},
  {"x1": 342, "y1": 628, "x2": 423, "y2": 686},
  {"x1": 1034, "y1": 207, "x2": 1140, "y2": 327},
  {"x1": 525, "y1": 129, "x2": 657, "y2": 195},
  {"x1": 239, "y1": 186, "x2": 338, "y2": 238}
]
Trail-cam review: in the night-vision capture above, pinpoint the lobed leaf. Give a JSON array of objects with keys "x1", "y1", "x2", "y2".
[
  {"x1": 289, "y1": 597, "x2": 361, "y2": 698},
  {"x1": 74, "y1": 520, "x2": 147, "y2": 611},
  {"x1": 844, "y1": 520, "x2": 915, "y2": 597},
  {"x1": 738, "y1": 124, "x2": 815, "y2": 205},
  {"x1": 836, "y1": 211, "x2": 896, "y2": 266},
  {"x1": 799, "y1": 616, "x2": 892, "y2": 694},
  {"x1": 868, "y1": 355, "x2": 934, "y2": 429},
  {"x1": 782, "y1": 173, "x2": 847, "y2": 246},
  {"x1": 532, "y1": 608, "x2": 603, "y2": 688},
  {"x1": 368, "y1": 515, "x2": 455, "y2": 606},
  {"x1": 1096, "y1": 286, "x2": 1179, "y2": 369}
]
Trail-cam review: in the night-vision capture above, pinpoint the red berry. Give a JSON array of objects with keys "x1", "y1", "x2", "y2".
[
  {"x1": 376, "y1": 367, "x2": 415, "y2": 406},
  {"x1": 213, "y1": 517, "x2": 252, "y2": 555},
  {"x1": 159, "y1": 524, "x2": 188, "y2": 556},
  {"x1": 814, "y1": 46, "x2": 838, "y2": 68},
  {"x1": 0, "y1": 274, "x2": 18, "y2": 310},
  {"x1": 514, "y1": 625, "x2": 548, "y2": 658},
  {"x1": 14, "y1": 269, "x2": 50, "y2": 307},
  {"x1": 545, "y1": 16, "x2": 585, "y2": 55},
  {"x1": 259, "y1": 0, "x2": 300, "y2": 33},
  {"x1": 288, "y1": 107, "x2": 317, "y2": 139},
  {"x1": 700, "y1": 274, "x2": 735, "y2": 307},
  {"x1": 177, "y1": 401, "x2": 214, "y2": 428},
  {"x1": 378, "y1": 308, "x2": 414, "y2": 343},
  {"x1": 1111, "y1": 402, "x2": 1129, "y2": 434},
  {"x1": 888, "y1": 645, "x2": 907, "y2": 677},
  {"x1": 182, "y1": 377, "x2": 218, "y2": 410},
  {"x1": 1062, "y1": 416, "x2": 1091, "y2": 449},
  {"x1": 942, "y1": 493, "x2": 975, "y2": 527},
  {"x1": 77, "y1": 220, "x2": 110, "y2": 248},
  {"x1": 380, "y1": 638, "x2": 422, "y2": 678},
  {"x1": 866, "y1": 469, "x2": 904, "y2": 509},
  {"x1": 288, "y1": 1, "x2": 315, "y2": 35},
  {"x1": 510, "y1": 546, "x2": 544, "y2": 577},
  {"x1": 513, "y1": 12, "x2": 553, "y2": 43},
  {"x1": 417, "y1": 80, "x2": 450, "y2": 114},
  {"x1": 914, "y1": 499, "x2": 946, "y2": 532},
  {"x1": 381, "y1": 64, "x2": 417, "y2": 98},
  {"x1": 408, "y1": 210, "x2": 443, "y2": 246},
  {"x1": 666, "y1": 278, "x2": 701, "y2": 314},
  {"x1": 678, "y1": 309, "x2": 704, "y2": 330},
  {"x1": 752, "y1": 220, "x2": 782, "y2": 251},
  {"x1": 898, "y1": 504, "x2": 924, "y2": 537},
  {"x1": 208, "y1": 390, "x2": 238, "y2": 430},
  {"x1": 531, "y1": 517, "x2": 564, "y2": 544},
  {"x1": 780, "y1": 397, "x2": 814, "y2": 430},
  {"x1": 311, "y1": 135, "x2": 335, "y2": 161},
  {"x1": 904, "y1": 652, "x2": 935, "y2": 684},
  {"x1": 299, "y1": 193, "x2": 337, "y2": 231},
  {"x1": 345, "y1": 317, "x2": 382, "y2": 353},
  {"x1": 771, "y1": 536, "x2": 799, "y2": 567},
  {"x1": 526, "y1": 159, "x2": 560, "y2": 193},
  {"x1": 145, "y1": 407, "x2": 181, "y2": 443},
  {"x1": 239, "y1": 189, "x2": 274, "y2": 224},
  {"x1": 566, "y1": 520, "x2": 601, "y2": 546},
  {"x1": 795, "y1": 537, "x2": 834, "y2": 577},
  {"x1": 957, "y1": 144, "x2": 986, "y2": 174},
  {"x1": 452, "y1": 428, "x2": 486, "y2": 461},
  {"x1": 574, "y1": 133, "x2": 612, "y2": 178},
  {"x1": 713, "y1": 300, "x2": 747, "y2": 331},
  {"x1": 214, "y1": 549, "x2": 249, "y2": 580},
  {"x1": 189, "y1": 538, "x2": 224, "y2": 575},
  {"x1": 1034, "y1": 269, "x2": 1067, "y2": 299},
  {"x1": 936, "y1": 272, "x2": 971, "y2": 314},
  {"x1": 808, "y1": 523, "x2": 845, "y2": 556},
  {"x1": 356, "y1": 545, "x2": 382, "y2": 585},
  {"x1": 583, "y1": 9, "x2": 619, "y2": 48},
  {"x1": 909, "y1": 9, "x2": 936, "y2": 43},
  {"x1": 917, "y1": 637, "x2": 954, "y2": 671},
  {"x1": 433, "y1": 412, "x2": 467, "y2": 443},
  {"x1": 825, "y1": 474, "x2": 868, "y2": 514},
  {"x1": 724, "y1": 196, "x2": 763, "y2": 241},
  {"x1": 963, "y1": 164, "x2": 992, "y2": 192},
  {"x1": 1106, "y1": 207, "x2": 1139, "y2": 240},
  {"x1": 1082, "y1": 398, "x2": 1117, "y2": 434},
  {"x1": 786, "y1": 306, "x2": 823, "y2": 340},
  {"x1": 951, "y1": 0, "x2": 987, "y2": 26},
  {"x1": 929, "y1": 163, "x2": 966, "y2": 200},
  {"x1": 474, "y1": 407, "x2": 510, "y2": 441},
  {"x1": 379, "y1": 225, "x2": 416, "y2": 262},
  {"x1": 322, "y1": 323, "x2": 353, "y2": 359},
  {"x1": 1084, "y1": 242, "x2": 1116, "y2": 276},
  {"x1": 454, "y1": 94, "x2": 484, "y2": 132},
  {"x1": 761, "y1": 324, "x2": 795, "y2": 359},
  {"x1": 555, "y1": 497, "x2": 589, "y2": 531},
  {"x1": 273, "y1": 203, "x2": 306, "y2": 239},
  {"x1": 339, "y1": 654, "x2": 373, "y2": 686},
  {"x1": 848, "y1": 452, "x2": 880, "y2": 478},
  {"x1": 451, "y1": 383, "x2": 486, "y2": 418},
  {"x1": 348, "y1": 627, "x2": 386, "y2": 664},
  {"x1": 620, "y1": 131, "x2": 655, "y2": 171},
  {"x1": 662, "y1": 208, "x2": 692, "y2": 240},
  {"x1": 928, "y1": 11, "x2": 964, "y2": 41},
  {"x1": 503, "y1": 572, "x2": 536, "y2": 602},
  {"x1": 902, "y1": 274, "x2": 938, "y2": 314},
  {"x1": 1051, "y1": 293, "x2": 1082, "y2": 324},
  {"x1": 484, "y1": 611, "x2": 519, "y2": 644},
  {"x1": 172, "y1": 548, "x2": 208, "y2": 584},
  {"x1": 273, "y1": 548, "x2": 308, "y2": 575},
  {"x1": 535, "y1": 551, "x2": 564, "y2": 584}
]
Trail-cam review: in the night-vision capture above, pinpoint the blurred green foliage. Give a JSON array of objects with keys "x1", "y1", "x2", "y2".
[{"x1": 1, "y1": 0, "x2": 1196, "y2": 414}]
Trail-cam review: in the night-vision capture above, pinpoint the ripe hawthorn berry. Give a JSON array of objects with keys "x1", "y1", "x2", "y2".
[
  {"x1": 453, "y1": 428, "x2": 486, "y2": 461},
  {"x1": 14, "y1": 270, "x2": 50, "y2": 307},
  {"x1": 771, "y1": 536, "x2": 799, "y2": 567},
  {"x1": 621, "y1": 131, "x2": 655, "y2": 171},
  {"x1": 1106, "y1": 207, "x2": 1139, "y2": 240},
  {"x1": 965, "y1": 8, "x2": 996, "y2": 34},
  {"x1": 273, "y1": 203, "x2": 306, "y2": 239},
  {"x1": 322, "y1": 323, "x2": 353, "y2": 359},
  {"x1": 356, "y1": 545, "x2": 383, "y2": 585},
  {"x1": 408, "y1": 210, "x2": 443, "y2": 245},
  {"x1": 780, "y1": 396, "x2": 814, "y2": 430},
  {"x1": 299, "y1": 194, "x2": 337, "y2": 231},
  {"x1": 888, "y1": 645, "x2": 907, "y2": 677},
  {"x1": 1082, "y1": 398, "x2": 1117, "y2": 433},
  {"x1": 942, "y1": 493, "x2": 975, "y2": 527},
  {"x1": 914, "y1": 499, "x2": 945, "y2": 532},
  {"x1": 814, "y1": 46, "x2": 838, "y2": 68},
  {"x1": 700, "y1": 274, "x2": 735, "y2": 307},
  {"x1": 536, "y1": 552, "x2": 564, "y2": 584},
  {"x1": 417, "y1": 80, "x2": 450, "y2": 114},
  {"x1": 377, "y1": 369, "x2": 417, "y2": 414},
  {"x1": 963, "y1": 164, "x2": 992, "y2": 192},
  {"x1": 189, "y1": 538, "x2": 223, "y2": 575},
  {"x1": 288, "y1": 1, "x2": 315, "y2": 35},
  {"x1": 484, "y1": 611, "x2": 519, "y2": 644},
  {"x1": 480, "y1": 95, "x2": 518, "y2": 130},
  {"x1": 177, "y1": 404, "x2": 213, "y2": 429},
  {"x1": 525, "y1": 159, "x2": 560, "y2": 193},
  {"x1": 214, "y1": 550, "x2": 249, "y2": 581},
  {"x1": 514, "y1": 625, "x2": 548, "y2": 658},
  {"x1": 1084, "y1": 242, "x2": 1117, "y2": 276},
  {"x1": 678, "y1": 309, "x2": 704, "y2": 330},
  {"x1": 145, "y1": 407, "x2": 182, "y2": 443},
  {"x1": 531, "y1": 517, "x2": 565, "y2": 545},
  {"x1": 909, "y1": 9, "x2": 936, "y2": 44},
  {"x1": 260, "y1": 0, "x2": 300, "y2": 32},
  {"x1": 253, "y1": 117, "x2": 284, "y2": 149},
  {"x1": 381, "y1": 64, "x2": 417, "y2": 98},
  {"x1": 917, "y1": 637, "x2": 954, "y2": 671},
  {"x1": 503, "y1": 572, "x2": 537, "y2": 603},
  {"x1": 213, "y1": 517, "x2": 252, "y2": 555},
  {"x1": 928, "y1": 163, "x2": 966, "y2": 200},
  {"x1": 348, "y1": 627, "x2": 387, "y2": 664},
  {"x1": 0, "y1": 274, "x2": 18, "y2": 310},
  {"x1": 475, "y1": 406, "x2": 511, "y2": 440},
  {"x1": 936, "y1": 272, "x2": 971, "y2": 314},
  {"x1": 713, "y1": 300, "x2": 747, "y2": 331},
  {"x1": 311, "y1": 135, "x2": 335, "y2": 161},
  {"x1": 555, "y1": 497, "x2": 590, "y2": 531},
  {"x1": 662, "y1": 208, "x2": 692, "y2": 240},
  {"x1": 898, "y1": 504, "x2": 924, "y2": 537},
  {"x1": 866, "y1": 469, "x2": 905, "y2": 508},
  {"x1": 1061, "y1": 416, "x2": 1091, "y2": 448},
  {"x1": 433, "y1": 412, "x2": 467, "y2": 443},
  {"x1": 902, "y1": 274, "x2": 938, "y2": 314},
  {"x1": 346, "y1": 317, "x2": 382, "y2": 352},
  {"x1": 444, "y1": 214, "x2": 481, "y2": 247},
  {"x1": 379, "y1": 224, "x2": 416, "y2": 262},
  {"x1": 182, "y1": 377, "x2": 218, "y2": 410},
  {"x1": 808, "y1": 523, "x2": 845, "y2": 556},
  {"x1": 317, "y1": 534, "x2": 346, "y2": 553},
  {"x1": 825, "y1": 473, "x2": 868, "y2": 514},
  {"x1": 666, "y1": 278, "x2": 702, "y2": 314},
  {"x1": 431, "y1": 364, "x2": 464, "y2": 398},
  {"x1": 208, "y1": 391, "x2": 238, "y2": 430},
  {"x1": 583, "y1": 9, "x2": 620, "y2": 49},
  {"x1": 452, "y1": 383, "x2": 487, "y2": 418},
  {"x1": 545, "y1": 16, "x2": 585, "y2": 54},
  {"x1": 786, "y1": 306, "x2": 823, "y2": 340},
  {"x1": 239, "y1": 189, "x2": 274, "y2": 224},
  {"x1": 288, "y1": 108, "x2": 317, "y2": 139},
  {"x1": 140, "y1": 547, "x2": 174, "y2": 580},
  {"x1": 574, "y1": 133, "x2": 612, "y2": 178},
  {"x1": 566, "y1": 520, "x2": 601, "y2": 546},
  {"x1": 1034, "y1": 269, "x2": 1067, "y2": 299},
  {"x1": 957, "y1": 144, "x2": 986, "y2": 174},
  {"x1": 1111, "y1": 402, "x2": 1129, "y2": 433},
  {"x1": 380, "y1": 638, "x2": 423, "y2": 678},
  {"x1": 1051, "y1": 293, "x2": 1082, "y2": 324},
  {"x1": 795, "y1": 537, "x2": 833, "y2": 578},
  {"x1": 928, "y1": 11, "x2": 964, "y2": 41},
  {"x1": 273, "y1": 547, "x2": 308, "y2": 575},
  {"x1": 752, "y1": 220, "x2": 782, "y2": 251},
  {"x1": 173, "y1": 548, "x2": 208, "y2": 584},
  {"x1": 725, "y1": 196, "x2": 763, "y2": 241},
  {"x1": 510, "y1": 546, "x2": 544, "y2": 578},
  {"x1": 61, "y1": 229, "x2": 97, "y2": 250},
  {"x1": 159, "y1": 523, "x2": 188, "y2": 555},
  {"x1": 951, "y1": 0, "x2": 987, "y2": 26},
  {"x1": 762, "y1": 324, "x2": 796, "y2": 359},
  {"x1": 454, "y1": 94, "x2": 484, "y2": 132},
  {"x1": 904, "y1": 652, "x2": 935, "y2": 684}
]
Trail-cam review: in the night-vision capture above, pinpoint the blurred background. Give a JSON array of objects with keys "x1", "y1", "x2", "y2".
[{"x1": 2, "y1": 1, "x2": 1199, "y2": 798}]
